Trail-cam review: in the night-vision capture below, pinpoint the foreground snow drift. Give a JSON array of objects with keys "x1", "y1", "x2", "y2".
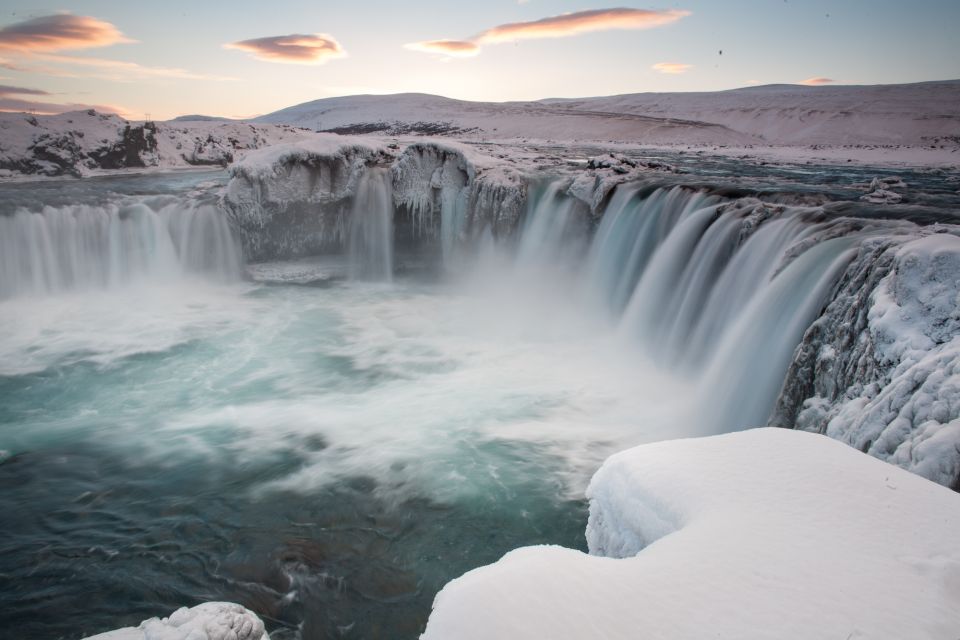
[
  {"x1": 422, "y1": 428, "x2": 960, "y2": 640},
  {"x1": 88, "y1": 602, "x2": 269, "y2": 640}
]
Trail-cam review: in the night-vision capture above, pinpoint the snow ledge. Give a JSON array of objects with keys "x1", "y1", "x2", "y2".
[{"x1": 422, "y1": 428, "x2": 960, "y2": 640}]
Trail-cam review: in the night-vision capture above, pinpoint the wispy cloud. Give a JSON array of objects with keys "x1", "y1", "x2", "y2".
[
  {"x1": 478, "y1": 8, "x2": 690, "y2": 43},
  {"x1": 0, "y1": 13, "x2": 133, "y2": 52},
  {"x1": 0, "y1": 83, "x2": 49, "y2": 96},
  {"x1": 225, "y1": 34, "x2": 346, "y2": 64},
  {"x1": 799, "y1": 76, "x2": 833, "y2": 86},
  {"x1": 0, "y1": 14, "x2": 227, "y2": 83},
  {"x1": 407, "y1": 7, "x2": 690, "y2": 57},
  {"x1": 652, "y1": 62, "x2": 692, "y2": 74},
  {"x1": 0, "y1": 83, "x2": 128, "y2": 116},
  {"x1": 32, "y1": 53, "x2": 235, "y2": 81},
  {"x1": 403, "y1": 39, "x2": 480, "y2": 57}
]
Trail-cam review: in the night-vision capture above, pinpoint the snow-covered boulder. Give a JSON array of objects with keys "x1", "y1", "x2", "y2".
[
  {"x1": 861, "y1": 187, "x2": 903, "y2": 204},
  {"x1": 421, "y1": 428, "x2": 960, "y2": 640},
  {"x1": 87, "y1": 602, "x2": 269, "y2": 640}
]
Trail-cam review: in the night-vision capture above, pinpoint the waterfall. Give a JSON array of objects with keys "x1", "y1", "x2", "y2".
[
  {"x1": 511, "y1": 181, "x2": 872, "y2": 434},
  {"x1": 0, "y1": 198, "x2": 242, "y2": 299},
  {"x1": 348, "y1": 168, "x2": 394, "y2": 281}
]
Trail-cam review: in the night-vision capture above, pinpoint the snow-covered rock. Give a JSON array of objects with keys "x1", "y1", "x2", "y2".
[
  {"x1": 87, "y1": 602, "x2": 269, "y2": 640},
  {"x1": 0, "y1": 110, "x2": 312, "y2": 179},
  {"x1": 861, "y1": 187, "x2": 904, "y2": 204},
  {"x1": 221, "y1": 137, "x2": 392, "y2": 260},
  {"x1": 422, "y1": 428, "x2": 960, "y2": 640},
  {"x1": 392, "y1": 140, "x2": 526, "y2": 249}
]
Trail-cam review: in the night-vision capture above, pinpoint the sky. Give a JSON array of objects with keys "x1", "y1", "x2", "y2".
[{"x1": 0, "y1": 1, "x2": 958, "y2": 120}]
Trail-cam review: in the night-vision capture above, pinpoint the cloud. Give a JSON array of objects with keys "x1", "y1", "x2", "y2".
[
  {"x1": 0, "y1": 13, "x2": 132, "y2": 52},
  {"x1": 0, "y1": 83, "x2": 131, "y2": 116},
  {"x1": 0, "y1": 84, "x2": 50, "y2": 96},
  {"x1": 652, "y1": 62, "x2": 692, "y2": 74},
  {"x1": 31, "y1": 53, "x2": 235, "y2": 81},
  {"x1": 799, "y1": 76, "x2": 833, "y2": 85},
  {"x1": 403, "y1": 39, "x2": 480, "y2": 57},
  {"x1": 477, "y1": 8, "x2": 690, "y2": 43},
  {"x1": 225, "y1": 34, "x2": 345, "y2": 64},
  {"x1": 407, "y1": 7, "x2": 689, "y2": 57}
]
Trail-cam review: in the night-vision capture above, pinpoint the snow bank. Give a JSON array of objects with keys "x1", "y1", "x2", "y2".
[
  {"x1": 88, "y1": 602, "x2": 269, "y2": 640},
  {"x1": 422, "y1": 428, "x2": 960, "y2": 640}
]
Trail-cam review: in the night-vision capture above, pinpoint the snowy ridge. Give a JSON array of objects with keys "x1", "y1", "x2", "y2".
[
  {"x1": 0, "y1": 109, "x2": 311, "y2": 178},
  {"x1": 422, "y1": 428, "x2": 960, "y2": 640},
  {"x1": 87, "y1": 602, "x2": 269, "y2": 640}
]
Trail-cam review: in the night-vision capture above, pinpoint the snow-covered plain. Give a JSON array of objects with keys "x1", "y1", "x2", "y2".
[{"x1": 422, "y1": 428, "x2": 960, "y2": 640}]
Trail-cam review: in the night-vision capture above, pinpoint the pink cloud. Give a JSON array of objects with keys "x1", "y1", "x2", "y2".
[
  {"x1": 478, "y1": 8, "x2": 691, "y2": 43},
  {"x1": 799, "y1": 76, "x2": 834, "y2": 86},
  {"x1": 407, "y1": 7, "x2": 690, "y2": 57},
  {"x1": 0, "y1": 14, "x2": 132, "y2": 52},
  {"x1": 225, "y1": 34, "x2": 345, "y2": 64},
  {"x1": 404, "y1": 39, "x2": 480, "y2": 57},
  {"x1": 652, "y1": 62, "x2": 692, "y2": 74}
]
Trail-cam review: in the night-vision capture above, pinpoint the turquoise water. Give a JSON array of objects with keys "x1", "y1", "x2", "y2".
[{"x1": 0, "y1": 255, "x2": 686, "y2": 639}]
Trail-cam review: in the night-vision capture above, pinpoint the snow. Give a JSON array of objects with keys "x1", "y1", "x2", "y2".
[
  {"x1": 87, "y1": 602, "x2": 269, "y2": 640},
  {"x1": 422, "y1": 428, "x2": 960, "y2": 640},
  {"x1": 812, "y1": 234, "x2": 960, "y2": 486}
]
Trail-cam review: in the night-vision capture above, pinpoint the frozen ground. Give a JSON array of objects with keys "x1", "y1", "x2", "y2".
[{"x1": 422, "y1": 428, "x2": 960, "y2": 640}]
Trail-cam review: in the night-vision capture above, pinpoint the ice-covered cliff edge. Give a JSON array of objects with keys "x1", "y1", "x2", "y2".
[
  {"x1": 222, "y1": 138, "x2": 528, "y2": 261},
  {"x1": 422, "y1": 428, "x2": 960, "y2": 640},
  {"x1": 774, "y1": 233, "x2": 960, "y2": 488},
  {"x1": 88, "y1": 602, "x2": 269, "y2": 640}
]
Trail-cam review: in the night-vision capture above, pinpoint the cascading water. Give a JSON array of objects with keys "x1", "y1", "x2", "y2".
[
  {"x1": 4, "y1": 159, "x2": 957, "y2": 640},
  {"x1": 0, "y1": 197, "x2": 242, "y2": 298},
  {"x1": 520, "y1": 182, "x2": 871, "y2": 435},
  {"x1": 347, "y1": 168, "x2": 394, "y2": 281}
]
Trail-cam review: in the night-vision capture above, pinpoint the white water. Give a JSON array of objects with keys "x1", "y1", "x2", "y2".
[
  {"x1": 348, "y1": 168, "x2": 394, "y2": 281},
  {"x1": 0, "y1": 197, "x2": 241, "y2": 299},
  {"x1": 1, "y1": 179, "x2": 873, "y2": 498}
]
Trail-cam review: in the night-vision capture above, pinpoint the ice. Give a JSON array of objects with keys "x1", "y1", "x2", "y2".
[
  {"x1": 422, "y1": 428, "x2": 960, "y2": 640},
  {"x1": 86, "y1": 602, "x2": 269, "y2": 640}
]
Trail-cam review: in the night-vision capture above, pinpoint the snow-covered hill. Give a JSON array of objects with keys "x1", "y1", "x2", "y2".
[
  {"x1": 255, "y1": 81, "x2": 960, "y2": 148},
  {"x1": 0, "y1": 109, "x2": 310, "y2": 178}
]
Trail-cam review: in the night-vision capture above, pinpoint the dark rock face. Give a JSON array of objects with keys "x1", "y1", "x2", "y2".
[
  {"x1": 771, "y1": 238, "x2": 899, "y2": 431},
  {"x1": 88, "y1": 123, "x2": 158, "y2": 170}
]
